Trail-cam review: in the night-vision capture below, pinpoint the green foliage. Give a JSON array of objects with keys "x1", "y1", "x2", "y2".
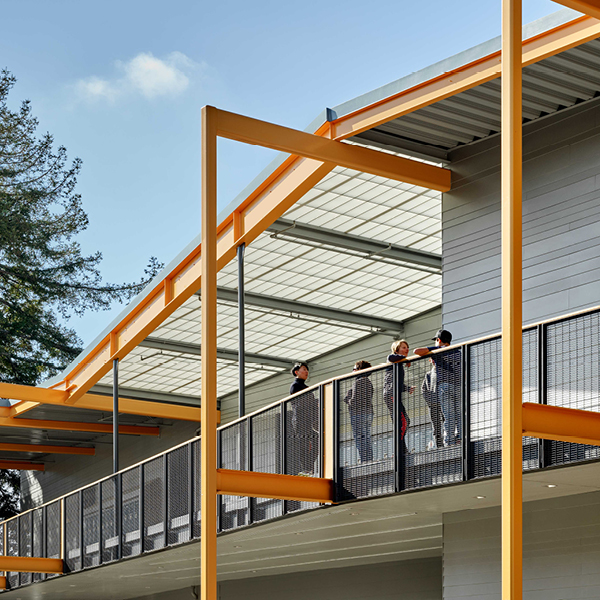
[
  {"x1": 0, "y1": 69, "x2": 163, "y2": 517},
  {"x1": 0, "y1": 469, "x2": 20, "y2": 519},
  {"x1": 0, "y1": 69, "x2": 162, "y2": 386}
]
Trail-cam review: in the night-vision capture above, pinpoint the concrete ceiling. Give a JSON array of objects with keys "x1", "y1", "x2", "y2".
[{"x1": 5, "y1": 460, "x2": 600, "y2": 599}]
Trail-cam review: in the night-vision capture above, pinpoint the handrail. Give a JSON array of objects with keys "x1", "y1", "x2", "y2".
[
  {"x1": 3, "y1": 302, "x2": 600, "y2": 589},
  {"x1": 6, "y1": 301, "x2": 600, "y2": 523}
]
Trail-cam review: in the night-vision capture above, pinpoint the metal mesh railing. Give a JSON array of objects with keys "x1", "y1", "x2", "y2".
[
  {"x1": 547, "y1": 312, "x2": 600, "y2": 465},
  {"x1": 251, "y1": 405, "x2": 283, "y2": 522},
  {"x1": 284, "y1": 392, "x2": 321, "y2": 513},
  {"x1": 469, "y1": 329, "x2": 539, "y2": 479},
  {"x1": 4, "y1": 307, "x2": 600, "y2": 591},
  {"x1": 338, "y1": 366, "x2": 394, "y2": 499}
]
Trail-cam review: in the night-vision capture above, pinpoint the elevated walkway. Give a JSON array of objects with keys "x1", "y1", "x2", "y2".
[{"x1": 2, "y1": 304, "x2": 600, "y2": 597}]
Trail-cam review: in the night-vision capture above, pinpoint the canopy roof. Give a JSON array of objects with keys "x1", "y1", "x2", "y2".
[{"x1": 3, "y1": 7, "x2": 600, "y2": 461}]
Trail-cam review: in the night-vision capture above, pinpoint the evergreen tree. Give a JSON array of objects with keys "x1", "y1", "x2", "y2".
[{"x1": 0, "y1": 69, "x2": 162, "y2": 517}]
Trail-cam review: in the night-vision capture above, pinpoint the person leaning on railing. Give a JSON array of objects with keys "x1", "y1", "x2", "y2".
[
  {"x1": 384, "y1": 340, "x2": 414, "y2": 453},
  {"x1": 343, "y1": 360, "x2": 374, "y2": 463},
  {"x1": 415, "y1": 329, "x2": 461, "y2": 447},
  {"x1": 289, "y1": 362, "x2": 319, "y2": 475}
]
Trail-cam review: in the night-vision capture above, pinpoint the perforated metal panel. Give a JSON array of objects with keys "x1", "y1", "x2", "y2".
[
  {"x1": 82, "y1": 485, "x2": 100, "y2": 568},
  {"x1": 219, "y1": 422, "x2": 249, "y2": 530},
  {"x1": 143, "y1": 456, "x2": 166, "y2": 551},
  {"x1": 403, "y1": 353, "x2": 462, "y2": 490},
  {"x1": 285, "y1": 392, "x2": 320, "y2": 512},
  {"x1": 45, "y1": 501, "x2": 61, "y2": 580},
  {"x1": 548, "y1": 312, "x2": 600, "y2": 465},
  {"x1": 19, "y1": 511, "x2": 33, "y2": 585},
  {"x1": 64, "y1": 492, "x2": 82, "y2": 572},
  {"x1": 168, "y1": 446, "x2": 191, "y2": 544},
  {"x1": 338, "y1": 367, "x2": 394, "y2": 499},
  {"x1": 7, "y1": 517, "x2": 18, "y2": 589},
  {"x1": 122, "y1": 467, "x2": 141, "y2": 557},
  {"x1": 192, "y1": 439, "x2": 201, "y2": 539},
  {"x1": 32, "y1": 508, "x2": 44, "y2": 583},
  {"x1": 101, "y1": 477, "x2": 118, "y2": 564},
  {"x1": 470, "y1": 331, "x2": 539, "y2": 479},
  {"x1": 251, "y1": 406, "x2": 283, "y2": 522}
]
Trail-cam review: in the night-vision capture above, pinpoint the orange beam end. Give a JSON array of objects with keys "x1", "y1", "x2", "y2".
[
  {"x1": 0, "y1": 556, "x2": 63, "y2": 574},
  {"x1": 0, "y1": 443, "x2": 94, "y2": 456},
  {"x1": 552, "y1": 0, "x2": 600, "y2": 20},
  {"x1": 522, "y1": 402, "x2": 600, "y2": 446},
  {"x1": 0, "y1": 461, "x2": 45, "y2": 471},
  {"x1": 0, "y1": 417, "x2": 159, "y2": 436},
  {"x1": 216, "y1": 469, "x2": 334, "y2": 504}
]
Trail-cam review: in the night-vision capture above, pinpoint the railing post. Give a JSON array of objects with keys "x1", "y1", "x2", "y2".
[
  {"x1": 60, "y1": 498, "x2": 65, "y2": 570},
  {"x1": 215, "y1": 435, "x2": 222, "y2": 532},
  {"x1": 139, "y1": 467, "x2": 145, "y2": 554},
  {"x1": 116, "y1": 475, "x2": 122, "y2": 561},
  {"x1": 162, "y1": 455, "x2": 168, "y2": 548},
  {"x1": 247, "y1": 416, "x2": 253, "y2": 524},
  {"x1": 318, "y1": 385, "x2": 324, "y2": 479},
  {"x1": 392, "y1": 362, "x2": 403, "y2": 493},
  {"x1": 42, "y1": 506, "x2": 47, "y2": 581},
  {"x1": 98, "y1": 482, "x2": 103, "y2": 565},
  {"x1": 332, "y1": 379, "x2": 340, "y2": 501},
  {"x1": 79, "y1": 491, "x2": 84, "y2": 570},
  {"x1": 462, "y1": 344, "x2": 472, "y2": 481},
  {"x1": 538, "y1": 323, "x2": 549, "y2": 469},
  {"x1": 281, "y1": 402, "x2": 288, "y2": 515}
]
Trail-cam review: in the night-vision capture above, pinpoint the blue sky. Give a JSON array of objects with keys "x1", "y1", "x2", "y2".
[{"x1": 2, "y1": 0, "x2": 561, "y2": 347}]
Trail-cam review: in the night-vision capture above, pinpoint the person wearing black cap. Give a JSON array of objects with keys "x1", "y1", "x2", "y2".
[
  {"x1": 289, "y1": 362, "x2": 319, "y2": 474},
  {"x1": 415, "y1": 329, "x2": 462, "y2": 446}
]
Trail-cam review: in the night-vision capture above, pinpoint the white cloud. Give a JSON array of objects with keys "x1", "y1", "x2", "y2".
[{"x1": 74, "y1": 51, "x2": 199, "y2": 102}]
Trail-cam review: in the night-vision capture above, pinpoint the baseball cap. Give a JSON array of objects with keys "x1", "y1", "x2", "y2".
[{"x1": 432, "y1": 329, "x2": 452, "y2": 344}]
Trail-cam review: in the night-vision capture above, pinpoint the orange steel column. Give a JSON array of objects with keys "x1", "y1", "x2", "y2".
[
  {"x1": 201, "y1": 105, "x2": 218, "y2": 600},
  {"x1": 501, "y1": 0, "x2": 523, "y2": 599}
]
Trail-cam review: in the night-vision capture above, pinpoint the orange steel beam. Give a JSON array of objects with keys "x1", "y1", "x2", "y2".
[
  {"x1": 201, "y1": 104, "x2": 218, "y2": 600},
  {"x1": 552, "y1": 0, "x2": 600, "y2": 19},
  {"x1": 0, "y1": 382, "x2": 203, "y2": 422},
  {"x1": 0, "y1": 417, "x2": 159, "y2": 436},
  {"x1": 0, "y1": 576, "x2": 5, "y2": 590},
  {"x1": 51, "y1": 155, "x2": 334, "y2": 407},
  {"x1": 216, "y1": 469, "x2": 334, "y2": 504},
  {"x1": 215, "y1": 109, "x2": 451, "y2": 192},
  {"x1": 501, "y1": 0, "x2": 523, "y2": 598},
  {"x1": 0, "y1": 461, "x2": 45, "y2": 471},
  {"x1": 0, "y1": 556, "x2": 63, "y2": 574},
  {"x1": 330, "y1": 15, "x2": 600, "y2": 140},
  {"x1": 0, "y1": 443, "x2": 94, "y2": 456},
  {"x1": 523, "y1": 403, "x2": 600, "y2": 445}
]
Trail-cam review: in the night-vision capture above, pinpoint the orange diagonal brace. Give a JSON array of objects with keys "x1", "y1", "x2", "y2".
[
  {"x1": 0, "y1": 556, "x2": 63, "y2": 574},
  {"x1": 215, "y1": 109, "x2": 451, "y2": 191},
  {"x1": 331, "y1": 15, "x2": 600, "y2": 140},
  {"x1": 0, "y1": 384, "x2": 204, "y2": 422},
  {"x1": 0, "y1": 443, "x2": 94, "y2": 456},
  {"x1": 522, "y1": 402, "x2": 600, "y2": 446},
  {"x1": 0, "y1": 461, "x2": 45, "y2": 471},
  {"x1": 216, "y1": 469, "x2": 334, "y2": 504},
  {"x1": 552, "y1": 0, "x2": 600, "y2": 19},
  {"x1": 0, "y1": 417, "x2": 159, "y2": 436},
  {"x1": 55, "y1": 154, "x2": 334, "y2": 406}
]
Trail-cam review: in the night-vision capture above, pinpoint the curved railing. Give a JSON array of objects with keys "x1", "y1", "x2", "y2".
[{"x1": 2, "y1": 304, "x2": 600, "y2": 590}]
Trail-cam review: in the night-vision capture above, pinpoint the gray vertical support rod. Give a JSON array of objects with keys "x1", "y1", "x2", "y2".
[
  {"x1": 113, "y1": 358, "x2": 119, "y2": 474},
  {"x1": 238, "y1": 243, "x2": 246, "y2": 418}
]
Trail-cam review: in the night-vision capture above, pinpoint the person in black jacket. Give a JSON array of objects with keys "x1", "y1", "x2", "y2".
[
  {"x1": 289, "y1": 362, "x2": 319, "y2": 474},
  {"x1": 344, "y1": 360, "x2": 374, "y2": 463}
]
